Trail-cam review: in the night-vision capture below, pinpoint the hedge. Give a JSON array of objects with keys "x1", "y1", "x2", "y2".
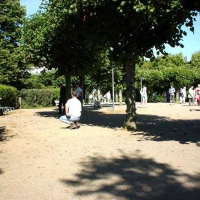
[
  {"x1": 50, "y1": 88, "x2": 60, "y2": 101},
  {"x1": 0, "y1": 84, "x2": 18, "y2": 107},
  {"x1": 20, "y1": 89, "x2": 56, "y2": 108}
]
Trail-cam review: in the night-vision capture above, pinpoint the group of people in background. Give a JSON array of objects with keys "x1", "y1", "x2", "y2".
[
  {"x1": 168, "y1": 84, "x2": 200, "y2": 105},
  {"x1": 188, "y1": 84, "x2": 200, "y2": 106},
  {"x1": 141, "y1": 84, "x2": 200, "y2": 106},
  {"x1": 166, "y1": 84, "x2": 200, "y2": 105}
]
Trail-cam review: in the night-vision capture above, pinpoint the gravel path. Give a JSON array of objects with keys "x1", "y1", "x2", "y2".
[{"x1": 0, "y1": 103, "x2": 200, "y2": 200}]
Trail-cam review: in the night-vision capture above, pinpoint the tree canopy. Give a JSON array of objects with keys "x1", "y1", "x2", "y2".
[
  {"x1": 22, "y1": 0, "x2": 200, "y2": 130},
  {"x1": 135, "y1": 53, "x2": 200, "y2": 99},
  {"x1": 0, "y1": 0, "x2": 28, "y2": 89}
]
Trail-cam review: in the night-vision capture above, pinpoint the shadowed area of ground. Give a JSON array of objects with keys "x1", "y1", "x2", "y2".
[
  {"x1": 61, "y1": 151, "x2": 200, "y2": 200},
  {"x1": 36, "y1": 105, "x2": 200, "y2": 146}
]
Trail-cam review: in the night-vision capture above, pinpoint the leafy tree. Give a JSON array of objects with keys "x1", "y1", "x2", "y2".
[
  {"x1": 190, "y1": 51, "x2": 200, "y2": 69},
  {"x1": 190, "y1": 51, "x2": 200, "y2": 85},
  {"x1": 0, "y1": 0, "x2": 28, "y2": 89},
  {"x1": 23, "y1": 0, "x2": 113, "y2": 100},
  {"x1": 77, "y1": 0, "x2": 200, "y2": 130},
  {"x1": 136, "y1": 53, "x2": 200, "y2": 100},
  {"x1": 23, "y1": 0, "x2": 200, "y2": 130}
]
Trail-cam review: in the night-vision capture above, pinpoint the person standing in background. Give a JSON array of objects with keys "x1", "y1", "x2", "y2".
[
  {"x1": 179, "y1": 88, "x2": 184, "y2": 104},
  {"x1": 152, "y1": 92, "x2": 157, "y2": 103},
  {"x1": 75, "y1": 83, "x2": 83, "y2": 102},
  {"x1": 182, "y1": 86, "x2": 186, "y2": 104},
  {"x1": 85, "y1": 93, "x2": 89, "y2": 104},
  {"x1": 163, "y1": 91, "x2": 167, "y2": 103},
  {"x1": 194, "y1": 84, "x2": 200, "y2": 105},
  {"x1": 188, "y1": 85, "x2": 195, "y2": 106},
  {"x1": 58, "y1": 83, "x2": 66, "y2": 114},
  {"x1": 169, "y1": 85, "x2": 176, "y2": 104},
  {"x1": 106, "y1": 91, "x2": 111, "y2": 103},
  {"x1": 140, "y1": 85, "x2": 147, "y2": 106}
]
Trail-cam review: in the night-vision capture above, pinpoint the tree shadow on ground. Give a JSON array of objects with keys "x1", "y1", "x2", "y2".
[
  {"x1": 0, "y1": 169, "x2": 3, "y2": 175},
  {"x1": 61, "y1": 151, "x2": 200, "y2": 200},
  {"x1": 136, "y1": 114, "x2": 200, "y2": 146},
  {"x1": 35, "y1": 109, "x2": 126, "y2": 128},
  {"x1": 0, "y1": 126, "x2": 15, "y2": 142},
  {"x1": 80, "y1": 110, "x2": 126, "y2": 128},
  {"x1": 35, "y1": 109, "x2": 200, "y2": 146},
  {"x1": 35, "y1": 109, "x2": 60, "y2": 119},
  {"x1": 0, "y1": 126, "x2": 6, "y2": 142}
]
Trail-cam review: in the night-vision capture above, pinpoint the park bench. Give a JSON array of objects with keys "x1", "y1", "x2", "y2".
[
  {"x1": 54, "y1": 100, "x2": 59, "y2": 107},
  {"x1": 0, "y1": 107, "x2": 15, "y2": 115},
  {"x1": 0, "y1": 98, "x2": 15, "y2": 115}
]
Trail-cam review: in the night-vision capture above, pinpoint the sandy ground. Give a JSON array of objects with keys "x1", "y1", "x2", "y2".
[{"x1": 0, "y1": 103, "x2": 200, "y2": 200}]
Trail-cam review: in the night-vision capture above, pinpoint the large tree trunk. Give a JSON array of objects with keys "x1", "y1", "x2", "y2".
[
  {"x1": 65, "y1": 68, "x2": 72, "y2": 101},
  {"x1": 124, "y1": 62, "x2": 137, "y2": 130}
]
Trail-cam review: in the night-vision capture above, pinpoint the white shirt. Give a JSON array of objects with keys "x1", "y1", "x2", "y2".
[
  {"x1": 182, "y1": 88, "x2": 186, "y2": 97},
  {"x1": 141, "y1": 86, "x2": 147, "y2": 96},
  {"x1": 188, "y1": 88, "x2": 195, "y2": 98},
  {"x1": 106, "y1": 92, "x2": 111, "y2": 100},
  {"x1": 66, "y1": 97, "x2": 82, "y2": 117}
]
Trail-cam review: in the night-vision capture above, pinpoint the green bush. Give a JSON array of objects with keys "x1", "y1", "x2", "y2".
[
  {"x1": 20, "y1": 89, "x2": 54, "y2": 108},
  {"x1": 0, "y1": 84, "x2": 19, "y2": 107},
  {"x1": 148, "y1": 93, "x2": 163, "y2": 102},
  {"x1": 50, "y1": 88, "x2": 60, "y2": 100}
]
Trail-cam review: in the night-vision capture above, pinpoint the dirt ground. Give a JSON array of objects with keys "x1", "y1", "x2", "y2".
[{"x1": 0, "y1": 103, "x2": 200, "y2": 200}]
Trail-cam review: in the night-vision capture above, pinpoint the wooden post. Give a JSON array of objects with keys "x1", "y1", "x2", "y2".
[
  {"x1": 18, "y1": 97, "x2": 21, "y2": 109},
  {"x1": 115, "y1": 93, "x2": 119, "y2": 103},
  {"x1": 119, "y1": 90, "x2": 123, "y2": 106},
  {"x1": 176, "y1": 92, "x2": 179, "y2": 103}
]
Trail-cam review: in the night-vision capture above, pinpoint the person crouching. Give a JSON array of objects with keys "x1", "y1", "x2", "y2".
[{"x1": 60, "y1": 91, "x2": 81, "y2": 129}]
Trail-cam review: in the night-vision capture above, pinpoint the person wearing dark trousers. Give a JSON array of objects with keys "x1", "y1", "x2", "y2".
[
  {"x1": 75, "y1": 83, "x2": 83, "y2": 102},
  {"x1": 58, "y1": 83, "x2": 66, "y2": 114}
]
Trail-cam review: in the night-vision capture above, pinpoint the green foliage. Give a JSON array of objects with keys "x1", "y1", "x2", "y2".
[
  {"x1": 23, "y1": 0, "x2": 200, "y2": 91},
  {"x1": 23, "y1": 74, "x2": 47, "y2": 89},
  {"x1": 35, "y1": 70, "x2": 66, "y2": 87},
  {"x1": 20, "y1": 89, "x2": 54, "y2": 108},
  {"x1": 20, "y1": 69, "x2": 66, "y2": 89},
  {"x1": 51, "y1": 88, "x2": 60, "y2": 100},
  {"x1": 135, "y1": 54, "x2": 200, "y2": 101},
  {"x1": 0, "y1": 0, "x2": 29, "y2": 89},
  {"x1": 0, "y1": 84, "x2": 18, "y2": 107},
  {"x1": 190, "y1": 51, "x2": 200, "y2": 69},
  {"x1": 148, "y1": 94, "x2": 163, "y2": 103}
]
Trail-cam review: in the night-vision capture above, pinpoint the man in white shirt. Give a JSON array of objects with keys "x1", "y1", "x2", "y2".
[{"x1": 60, "y1": 91, "x2": 82, "y2": 129}]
